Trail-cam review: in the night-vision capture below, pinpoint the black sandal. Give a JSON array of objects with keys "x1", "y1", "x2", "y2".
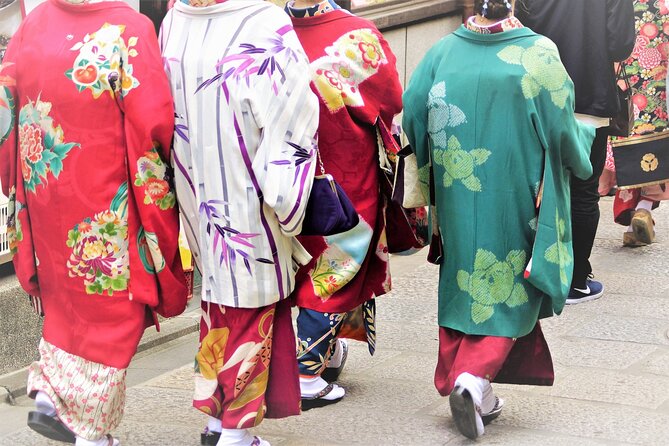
[
  {"x1": 200, "y1": 428, "x2": 220, "y2": 446},
  {"x1": 481, "y1": 396, "x2": 503, "y2": 425},
  {"x1": 27, "y1": 411, "x2": 76, "y2": 443},
  {"x1": 301, "y1": 383, "x2": 344, "y2": 411},
  {"x1": 449, "y1": 385, "x2": 482, "y2": 440}
]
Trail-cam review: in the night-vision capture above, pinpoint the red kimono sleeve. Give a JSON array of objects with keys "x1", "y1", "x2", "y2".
[
  {"x1": 118, "y1": 16, "x2": 187, "y2": 318},
  {"x1": 0, "y1": 26, "x2": 41, "y2": 297}
]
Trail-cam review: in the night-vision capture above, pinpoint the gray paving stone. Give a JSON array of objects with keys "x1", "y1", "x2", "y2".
[
  {"x1": 568, "y1": 314, "x2": 669, "y2": 346},
  {"x1": 547, "y1": 337, "x2": 659, "y2": 370},
  {"x1": 630, "y1": 347, "x2": 669, "y2": 377},
  {"x1": 527, "y1": 367, "x2": 669, "y2": 410},
  {"x1": 431, "y1": 391, "x2": 669, "y2": 445}
]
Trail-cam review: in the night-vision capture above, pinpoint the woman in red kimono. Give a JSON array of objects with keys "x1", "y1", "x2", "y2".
[
  {"x1": 285, "y1": 0, "x2": 403, "y2": 408},
  {"x1": 0, "y1": 1, "x2": 187, "y2": 445}
]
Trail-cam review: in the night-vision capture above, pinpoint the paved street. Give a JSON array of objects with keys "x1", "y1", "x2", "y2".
[{"x1": 1, "y1": 197, "x2": 668, "y2": 445}]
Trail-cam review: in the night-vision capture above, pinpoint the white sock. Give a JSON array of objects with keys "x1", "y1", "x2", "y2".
[
  {"x1": 215, "y1": 428, "x2": 253, "y2": 446},
  {"x1": 480, "y1": 381, "x2": 497, "y2": 414},
  {"x1": 299, "y1": 376, "x2": 345, "y2": 400},
  {"x1": 626, "y1": 225, "x2": 634, "y2": 233},
  {"x1": 636, "y1": 200, "x2": 653, "y2": 212},
  {"x1": 76, "y1": 436, "x2": 112, "y2": 446},
  {"x1": 207, "y1": 416, "x2": 222, "y2": 434},
  {"x1": 35, "y1": 391, "x2": 57, "y2": 417},
  {"x1": 327, "y1": 339, "x2": 347, "y2": 368}
]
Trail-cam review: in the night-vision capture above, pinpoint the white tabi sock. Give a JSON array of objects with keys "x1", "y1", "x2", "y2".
[
  {"x1": 636, "y1": 199, "x2": 653, "y2": 212},
  {"x1": 76, "y1": 436, "x2": 117, "y2": 446},
  {"x1": 626, "y1": 225, "x2": 634, "y2": 233},
  {"x1": 35, "y1": 391, "x2": 57, "y2": 417},
  {"x1": 327, "y1": 339, "x2": 347, "y2": 368},
  {"x1": 207, "y1": 416, "x2": 222, "y2": 433},
  {"x1": 215, "y1": 428, "x2": 254, "y2": 446},
  {"x1": 299, "y1": 376, "x2": 345, "y2": 400}
]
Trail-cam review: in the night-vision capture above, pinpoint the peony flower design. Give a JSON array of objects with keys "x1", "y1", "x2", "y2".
[
  {"x1": 457, "y1": 249, "x2": 529, "y2": 324},
  {"x1": 18, "y1": 98, "x2": 80, "y2": 193},
  {"x1": 434, "y1": 135, "x2": 491, "y2": 192},
  {"x1": 427, "y1": 81, "x2": 467, "y2": 148},
  {"x1": 497, "y1": 38, "x2": 570, "y2": 108},
  {"x1": 134, "y1": 146, "x2": 176, "y2": 210},
  {"x1": 544, "y1": 212, "x2": 572, "y2": 286}
]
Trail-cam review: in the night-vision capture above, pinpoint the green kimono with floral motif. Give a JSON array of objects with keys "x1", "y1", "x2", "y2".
[{"x1": 403, "y1": 26, "x2": 595, "y2": 338}]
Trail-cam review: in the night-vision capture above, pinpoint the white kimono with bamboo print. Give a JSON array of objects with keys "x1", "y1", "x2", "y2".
[{"x1": 161, "y1": 0, "x2": 318, "y2": 308}]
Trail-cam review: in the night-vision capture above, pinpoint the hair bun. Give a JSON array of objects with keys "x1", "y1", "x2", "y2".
[{"x1": 476, "y1": 0, "x2": 512, "y2": 20}]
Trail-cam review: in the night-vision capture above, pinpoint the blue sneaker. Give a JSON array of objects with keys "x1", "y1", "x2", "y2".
[{"x1": 566, "y1": 279, "x2": 604, "y2": 305}]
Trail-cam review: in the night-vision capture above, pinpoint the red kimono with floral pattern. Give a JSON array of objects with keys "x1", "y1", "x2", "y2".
[
  {"x1": 290, "y1": 11, "x2": 403, "y2": 315},
  {"x1": 0, "y1": 0, "x2": 187, "y2": 370}
]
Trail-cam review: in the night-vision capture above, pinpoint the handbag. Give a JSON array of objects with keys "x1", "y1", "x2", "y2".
[
  {"x1": 611, "y1": 131, "x2": 669, "y2": 189},
  {"x1": 392, "y1": 145, "x2": 428, "y2": 208},
  {"x1": 376, "y1": 119, "x2": 428, "y2": 253},
  {"x1": 608, "y1": 63, "x2": 634, "y2": 137},
  {"x1": 300, "y1": 150, "x2": 359, "y2": 236}
]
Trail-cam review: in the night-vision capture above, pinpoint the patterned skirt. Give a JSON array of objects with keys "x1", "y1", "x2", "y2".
[{"x1": 193, "y1": 299, "x2": 300, "y2": 428}]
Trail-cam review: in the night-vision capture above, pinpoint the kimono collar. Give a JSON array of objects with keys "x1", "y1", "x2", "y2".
[
  {"x1": 179, "y1": 0, "x2": 227, "y2": 6},
  {"x1": 465, "y1": 15, "x2": 524, "y2": 34},
  {"x1": 285, "y1": 0, "x2": 340, "y2": 18},
  {"x1": 173, "y1": 0, "x2": 268, "y2": 15}
]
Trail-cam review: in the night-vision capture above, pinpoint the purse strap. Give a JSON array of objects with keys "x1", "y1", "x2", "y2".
[{"x1": 615, "y1": 62, "x2": 632, "y2": 97}]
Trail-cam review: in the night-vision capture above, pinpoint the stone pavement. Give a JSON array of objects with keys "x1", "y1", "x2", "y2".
[{"x1": 1, "y1": 197, "x2": 668, "y2": 445}]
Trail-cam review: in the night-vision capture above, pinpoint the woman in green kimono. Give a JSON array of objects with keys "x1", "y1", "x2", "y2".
[{"x1": 403, "y1": 0, "x2": 595, "y2": 440}]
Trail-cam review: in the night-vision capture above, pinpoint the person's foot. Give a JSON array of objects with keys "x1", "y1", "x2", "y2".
[
  {"x1": 210, "y1": 428, "x2": 268, "y2": 446},
  {"x1": 566, "y1": 278, "x2": 604, "y2": 305},
  {"x1": 623, "y1": 231, "x2": 647, "y2": 247},
  {"x1": 300, "y1": 376, "x2": 345, "y2": 410},
  {"x1": 321, "y1": 339, "x2": 348, "y2": 383},
  {"x1": 449, "y1": 373, "x2": 485, "y2": 440},
  {"x1": 631, "y1": 209, "x2": 655, "y2": 244}
]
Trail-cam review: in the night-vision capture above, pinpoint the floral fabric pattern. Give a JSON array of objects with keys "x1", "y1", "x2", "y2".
[
  {"x1": 66, "y1": 184, "x2": 129, "y2": 295},
  {"x1": 134, "y1": 145, "x2": 176, "y2": 210},
  {"x1": 544, "y1": 212, "x2": 571, "y2": 286},
  {"x1": 311, "y1": 29, "x2": 388, "y2": 112},
  {"x1": 456, "y1": 249, "x2": 529, "y2": 324},
  {"x1": 497, "y1": 38, "x2": 570, "y2": 108},
  {"x1": 427, "y1": 81, "x2": 467, "y2": 148},
  {"x1": 621, "y1": 0, "x2": 669, "y2": 135},
  {"x1": 434, "y1": 135, "x2": 491, "y2": 192},
  {"x1": 65, "y1": 23, "x2": 140, "y2": 99},
  {"x1": 27, "y1": 339, "x2": 126, "y2": 441},
  {"x1": 6, "y1": 185, "x2": 23, "y2": 254},
  {"x1": 18, "y1": 98, "x2": 79, "y2": 193}
]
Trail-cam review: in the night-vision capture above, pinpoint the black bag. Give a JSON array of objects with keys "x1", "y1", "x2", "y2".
[
  {"x1": 608, "y1": 63, "x2": 634, "y2": 137},
  {"x1": 300, "y1": 152, "x2": 359, "y2": 236}
]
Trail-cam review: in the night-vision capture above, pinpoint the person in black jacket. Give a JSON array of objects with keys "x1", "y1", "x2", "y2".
[{"x1": 516, "y1": 0, "x2": 635, "y2": 305}]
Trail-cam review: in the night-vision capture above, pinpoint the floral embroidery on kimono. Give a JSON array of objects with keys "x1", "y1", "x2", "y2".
[
  {"x1": 137, "y1": 227, "x2": 165, "y2": 274},
  {"x1": 19, "y1": 98, "x2": 79, "y2": 193},
  {"x1": 66, "y1": 183, "x2": 129, "y2": 295},
  {"x1": 428, "y1": 81, "x2": 467, "y2": 147},
  {"x1": 194, "y1": 305, "x2": 274, "y2": 424},
  {"x1": 6, "y1": 186, "x2": 23, "y2": 253},
  {"x1": 65, "y1": 23, "x2": 140, "y2": 98},
  {"x1": 434, "y1": 135, "x2": 491, "y2": 192},
  {"x1": 312, "y1": 29, "x2": 388, "y2": 112},
  {"x1": 134, "y1": 145, "x2": 176, "y2": 210},
  {"x1": 544, "y1": 212, "x2": 571, "y2": 286},
  {"x1": 457, "y1": 249, "x2": 529, "y2": 324},
  {"x1": 497, "y1": 38, "x2": 570, "y2": 108},
  {"x1": 309, "y1": 221, "x2": 372, "y2": 300}
]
